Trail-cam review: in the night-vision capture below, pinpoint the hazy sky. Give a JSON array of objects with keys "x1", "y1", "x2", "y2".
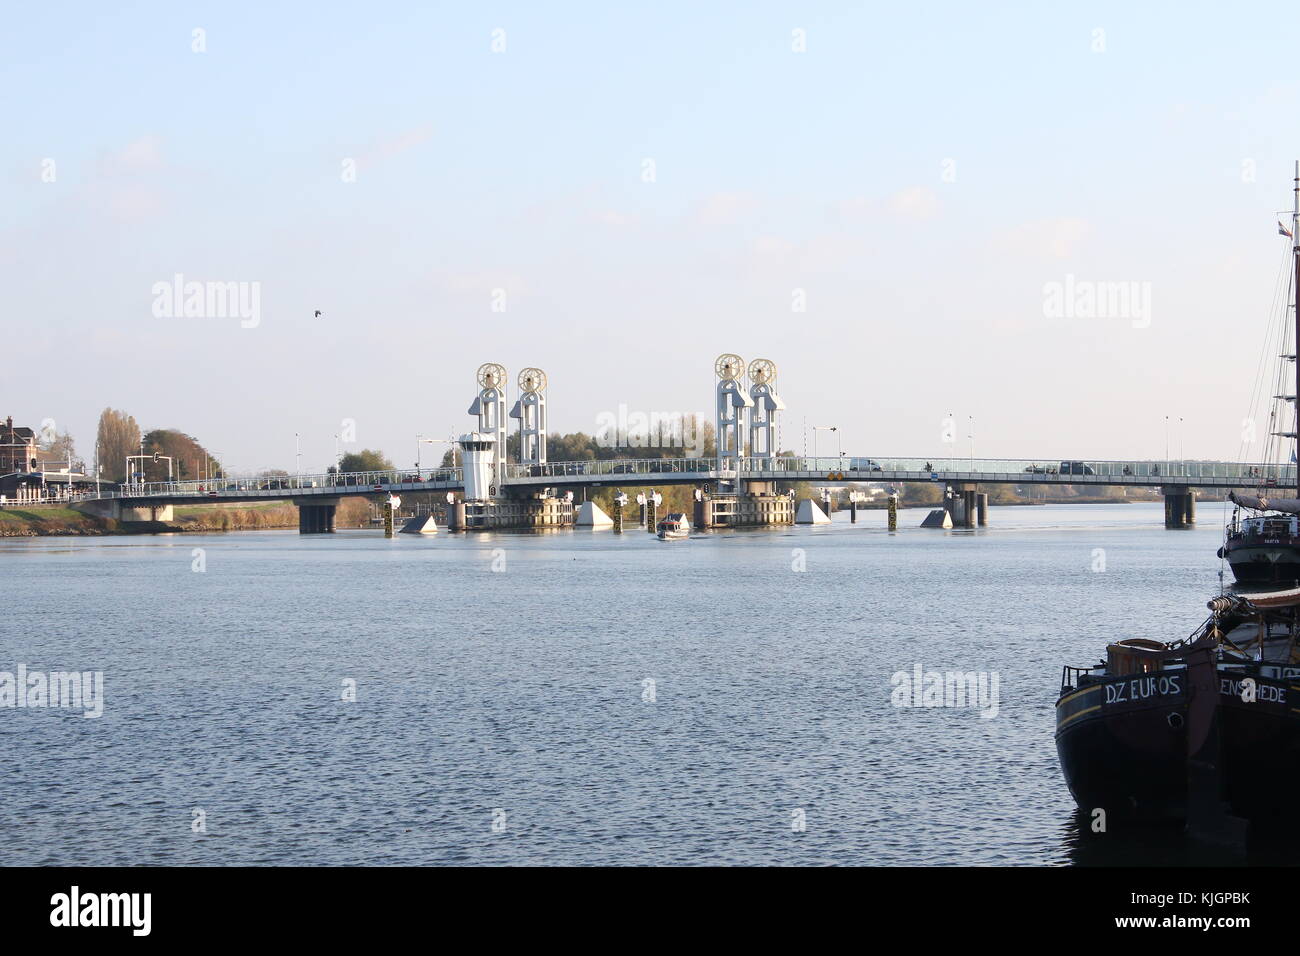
[{"x1": 5, "y1": 1, "x2": 1300, "y2": 473}]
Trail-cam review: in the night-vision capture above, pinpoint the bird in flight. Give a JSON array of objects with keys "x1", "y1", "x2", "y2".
[{"x1": 314, "y1": 310, "x2": 323, "y2": 318}]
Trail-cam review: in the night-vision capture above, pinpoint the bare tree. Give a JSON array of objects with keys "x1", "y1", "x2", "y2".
[
  {"x1": 37, "y1": 429, "x2": 81, "y2": 472},
  {"x1": 96, "y1": 408, "x2": 141, "y2": 482}
]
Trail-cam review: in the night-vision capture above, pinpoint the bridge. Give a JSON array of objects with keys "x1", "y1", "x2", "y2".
[
  {"x1": 68, "y1": 455, "x2": 1295, "y2": 501},
  {"x1": 61, "y1": 454, "x2": 1285, "y2": 532},
  {"x1": 45, "y1": 354, "x2": 1291, "y2": 533}
]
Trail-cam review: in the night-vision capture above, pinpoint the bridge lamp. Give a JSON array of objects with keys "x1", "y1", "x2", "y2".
[
  {"x1": 812, "y1": 425, "x2": 839, "y2": 462},
  {"x1": 417, "y1": 436, "x2": 453, "y2": 474}
]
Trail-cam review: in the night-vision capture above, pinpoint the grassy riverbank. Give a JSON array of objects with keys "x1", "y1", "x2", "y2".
[
  {"x1": 0, "y1": 507, "x2": 113, "y2": 536},
  {"x1": 0, "y1": 500, "x2": 368, "y2": 537}
]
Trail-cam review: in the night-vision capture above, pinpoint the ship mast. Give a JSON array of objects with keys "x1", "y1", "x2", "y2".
[{"x1": 1294, "y1": 160, "x2": 1299, "y2": 495}]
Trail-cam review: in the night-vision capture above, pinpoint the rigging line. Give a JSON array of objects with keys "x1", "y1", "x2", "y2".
[
  {"x1": 1239, "y1": 239, "x2": 1294, "y2": 465},
  {"x1": 1240, "y1": 258, "x2": 1283, "y2": 464}
]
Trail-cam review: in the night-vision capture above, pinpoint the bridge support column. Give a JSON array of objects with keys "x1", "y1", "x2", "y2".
[
  {"x1": 447, "y1": 501, "x2": 466, "y2": 532},
  {"x1": 946, "y1": 483, "x2": 984, "y2": 529},
  {"x1": 1161, "y1": 488, "x2": 1194, "y2": 529},
  {"x1": 295, "y1": 498, "x2": 339, "y2": 534},
  {"x1": 693, "y1": 495, "x2": 712, "y2": 529},
  {"x1": 120, "y1": 504, "x2": 174, "y2": 522}
]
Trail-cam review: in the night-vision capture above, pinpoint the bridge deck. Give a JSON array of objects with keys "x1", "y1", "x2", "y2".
[{"x1": 49, "y1": 456, "x2": 1297, "y2": 507}]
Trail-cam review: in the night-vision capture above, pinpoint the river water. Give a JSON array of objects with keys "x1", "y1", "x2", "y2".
[{"x1": 0, "y1": 501, "x2": 1258, "y2": 865}]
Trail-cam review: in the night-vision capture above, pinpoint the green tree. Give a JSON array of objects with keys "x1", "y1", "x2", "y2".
[
  {"x1": 338, "y1": 449, "x2": 394, "y2": 473},
  {"x1": 142, "y1": 429, "x2": 220, "y2": 481}
]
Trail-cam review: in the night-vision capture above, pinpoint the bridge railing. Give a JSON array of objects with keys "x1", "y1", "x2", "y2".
[
  {"x1": 741, "y1": 456, "x2": 1297, "y2": 483},
  {"x1": 504, "y1": 458, "x2": 717, "y2": 479},
  {"x1": 73, "y1": 468, "x2": 465, "y2": 501},
  {"x1": 504, "y1": 456, "x2": 1297, "y2": 483},
  {"x1": 61, "y1": 455, "x2": 1300, "y2": 504}
]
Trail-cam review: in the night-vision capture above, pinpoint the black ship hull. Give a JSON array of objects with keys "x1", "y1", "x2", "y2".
[
  {"x1": 1056, "y1": 669, "x2": 1300, "y2": 822},
  {"x1": 1221, "y1": 536, "x2": 1300, "y2": 586}
]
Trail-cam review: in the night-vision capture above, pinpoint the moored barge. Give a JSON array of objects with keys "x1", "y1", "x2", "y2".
[{"x1": 1056, "y1": 589, "x2": 1300, "y2": 830}]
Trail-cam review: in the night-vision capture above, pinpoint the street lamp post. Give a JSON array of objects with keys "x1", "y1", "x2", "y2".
[
  {"x1": 813, "y1": 425, "x2": 838, "y2": 467},
  {"x1": 418, "y1": 437, "x2": 454, "y2": 476},
  {"x1": 947, "y1": 410, "x2": 954, "y2": 471}
]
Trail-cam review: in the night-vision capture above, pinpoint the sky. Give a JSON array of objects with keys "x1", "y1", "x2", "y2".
[{"x1": 4, "y1": 1, "x2": 1300, "y2": 473}]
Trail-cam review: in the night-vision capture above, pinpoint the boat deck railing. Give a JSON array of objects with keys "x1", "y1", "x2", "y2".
[
  {"x1": 1060, "y1": 664, "x2": 1107, "y2": 693},
  {"x1": 1060, "y1": 651, "x2": 1290, "y2": 694}
]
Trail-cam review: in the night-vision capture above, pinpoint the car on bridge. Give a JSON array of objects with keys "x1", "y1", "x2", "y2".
[
  {"x1": 847, "y1": 458, "x2": 883, "y2": 472},
  {"x1": 1059, "y1": 461, "x2": 1096, "y2": 476}
]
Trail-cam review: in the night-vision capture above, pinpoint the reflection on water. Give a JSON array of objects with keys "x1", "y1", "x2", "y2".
[
  {"x1": 0, "y1": 501, "x2": 1284, "y2": 865},
  {"x1": 1061, "y1": 811, "x2": 1300, "y2": 866}
]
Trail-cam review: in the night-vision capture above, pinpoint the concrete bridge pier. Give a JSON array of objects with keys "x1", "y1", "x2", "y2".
[
  {"x1": 948, "y1": 483, "x2": 984, "y2": 529},
  {"x1": 693, "y1": 495, "x2": 712, "y2": 529},
  {"x1": 295, "y1": 498, "x2": 339, "y2": 534},
  {"x1": 1162, "y1": 488, "x2": 1195, "y2": 529},
  {"x1": 121, "y1": 503, "x2": 174, "y2": 522},
  {"x1": 73, "y1": 500, "x2": 174, "y2": 523}
]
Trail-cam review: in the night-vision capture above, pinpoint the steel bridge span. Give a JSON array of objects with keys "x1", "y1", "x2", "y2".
[{"x1": 69, "y1": 455, "x2": 1296, "y2": 502}]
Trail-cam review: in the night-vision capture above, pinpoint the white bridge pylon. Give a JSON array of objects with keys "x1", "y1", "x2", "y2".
[
  {"x1": 715, "y1": 353, "x2": 785, "y2": 475},
  {"x1": 465, "y1": 362, "x2": 508, "y2": 498},
  {"x1": 714, "y1": 353, "x2": 753, "y2": 469},
  {"x1": 463, "y1": 363, "x2": 550, "y2": 500},
  {"x1": 747, "y1": 357, "x2": 785, "y2": 459},
  {"x1": 511, "y1": 367, "x2": 548, "y2": 466},
  {"x1": 459, "y1": 356, "x2": 789, "y2": 500}
]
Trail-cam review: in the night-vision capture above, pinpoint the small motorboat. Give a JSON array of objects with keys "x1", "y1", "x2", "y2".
[{"x1": 656, "y1": 513, "x2": 690, "y2": 539}]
